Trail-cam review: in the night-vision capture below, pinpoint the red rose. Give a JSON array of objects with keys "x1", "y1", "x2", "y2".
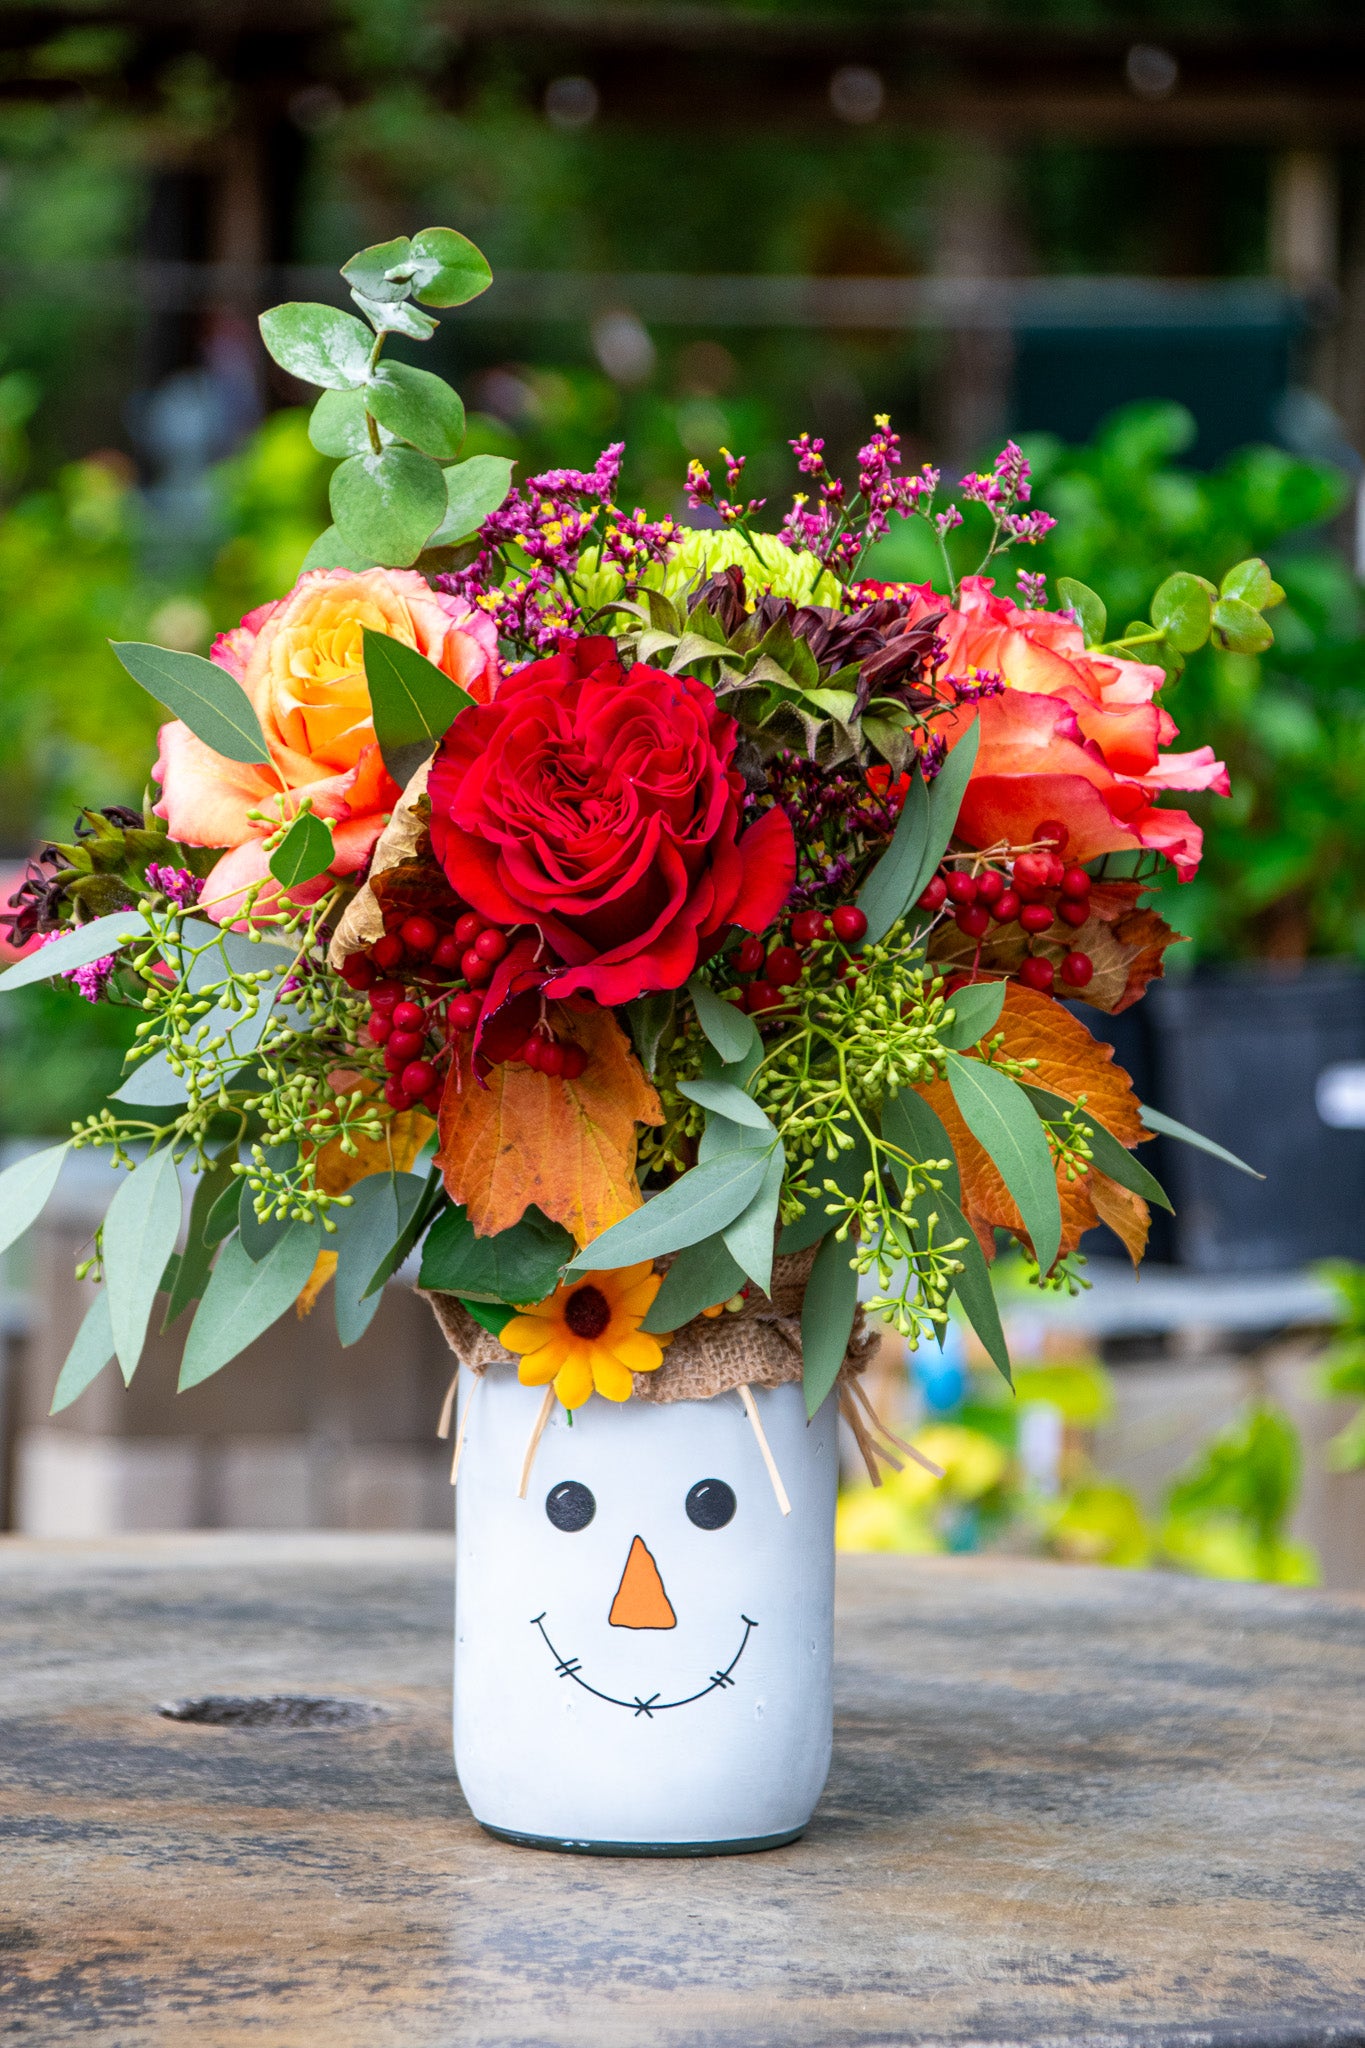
[{"x1": 427, "y1": 637, "x2": 795, "y2": 1007}]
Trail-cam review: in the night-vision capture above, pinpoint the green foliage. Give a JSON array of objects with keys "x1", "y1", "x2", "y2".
[
  {"x1": 1315, "y1": 1260, "x2": 1365, "y2": 1472},
  {"x1": 1158, "y1": 1407, "x2": 1318, "y2": 1584},
  {"x1": 258, "y1": 228, "x2": 507, "y2": 571}
]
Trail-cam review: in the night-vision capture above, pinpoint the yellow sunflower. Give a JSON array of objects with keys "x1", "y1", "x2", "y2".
[{"x1": 500, "y1": 1262, "x2": 669, "y2": 1409}]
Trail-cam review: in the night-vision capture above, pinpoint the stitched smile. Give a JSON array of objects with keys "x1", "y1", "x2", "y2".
[{"x1": 528, "y1": 1611, "x2": 758, "y2": 1717}]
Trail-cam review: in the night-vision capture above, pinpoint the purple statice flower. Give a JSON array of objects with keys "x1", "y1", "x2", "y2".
[
  {"x1": 945, "y1": 667, "x2": 1006, "y2": 704},
  {"x1": 961, "y1": 440, "x2": 1034, "y2": 515},
  {"x1": 1017, "y1": 569, "x2": 1049, "y2": 609},
  {"x1": 145, "y1": 863, "x2": 202, "y2": 907},
  {"x1": 37, "y1": 929, "x2": 116, "y2": 1003},
  {"x1": 790, "y1": 432, "x2": 828, "y2": 478},
  {"x1": 917, "y1": 732, "x2": 949, "y2": 781},
  {"x1": 935, "y1": 505, "x2": 964, "y2": 539},
  {"x1": 528, "y1": 443, "x2": 624, "y2": 500},
  {"x1": 1002, "y1": 509, "x2": 1056, "y2": 545},
  {"x1": 602, "y1": 507, "x2": 681, "y2": 580}
]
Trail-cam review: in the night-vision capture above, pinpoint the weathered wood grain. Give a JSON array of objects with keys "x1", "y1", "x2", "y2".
[{"x1": 0, "y1": 1535, "x2": 1361, "y2": 2046}]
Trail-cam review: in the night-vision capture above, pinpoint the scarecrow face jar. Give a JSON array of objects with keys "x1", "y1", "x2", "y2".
[{"x1": 453, "y1": 1369, "x2": 838, "y2": 1855}]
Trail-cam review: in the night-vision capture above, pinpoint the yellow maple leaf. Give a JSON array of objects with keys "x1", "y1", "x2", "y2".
[{"x1": 437, "y1": 1002, "x2": 662, "y2": 1245}]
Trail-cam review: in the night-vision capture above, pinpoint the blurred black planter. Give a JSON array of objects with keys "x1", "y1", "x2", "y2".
[{"x1": 1137, "y1": 963, "x2": 1365, "y2": 1272}]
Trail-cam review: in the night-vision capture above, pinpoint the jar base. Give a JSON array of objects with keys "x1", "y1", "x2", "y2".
[{"x1": 477, "y1": 1820, "x2": 807, "y2": 1859}]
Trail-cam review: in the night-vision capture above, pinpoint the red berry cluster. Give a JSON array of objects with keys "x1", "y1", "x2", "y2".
[
  {"x1": 917, "y1": 841, "x2": 1096, "y2": 998},
  {"x1": 338, "y1": 902, "x2": 590, "y2": 1113},
  {"x1": 733, "y1": 904, "x2": 868, "y2": 1014}
]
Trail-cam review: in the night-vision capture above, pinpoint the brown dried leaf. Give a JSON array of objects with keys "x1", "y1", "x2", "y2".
[
  {"x1": 437, "y1": 1002, "x2": 663, "y2": 1244},
  {"x1": 327, "y1": 758, "x2": 432, "y2": 969},
  {"x1": 1090, "y1": 1172, "x2": 1150, "y2": 1266}
]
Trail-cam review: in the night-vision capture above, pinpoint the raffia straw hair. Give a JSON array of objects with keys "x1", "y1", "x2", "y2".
[
  {"x1": 450, "y1": 1371, "x2": 480, "y2": 1486},
  {"x1": 517, "y1": 1386, "x2": 557, "y2": 1499},
  {"x1": 738, "y1": 1384, "x2": 792, "y2": 1516},
  {"x1": 839, "y1": 1389, "x2": 888, "y2": 1487},
  {"x1": 437, "y1": 1371, "x2": 459, "y2": 1442},
  {"x1": 849, "y1": 1376, "x2": 945, "y2": 1479}
]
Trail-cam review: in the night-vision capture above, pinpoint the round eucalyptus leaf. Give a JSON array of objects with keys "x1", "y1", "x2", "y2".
[
  {"x1": 309, "y1": 388, "x2": 392, "y2": 459},
  {"x1": 340, "y1": 236, "x2": 413, "y2": 305},
  {"x1": 1212, "y1": 596, "x2": 1274, "y2": 655},
  {"x1": 1151, "y1": 571, "x2": 1214, "y2": 654},
  {"x1": 366, "y1": 363, "x2": 466, "y2": 459},
  {"x1": 258, "y1": 303, "x2": 373, "y2": 391},
  {"x1": 406, "y1": 227, "x2": 493, "y2": 308},
  {"x1": 329, "y1": 447, "x2": 447, "y2": 568}
]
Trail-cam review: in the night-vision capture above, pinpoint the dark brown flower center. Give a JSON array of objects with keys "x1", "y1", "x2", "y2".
[{"x1": 564, "y1": 1284, "x2": 611, "y2": 1340}]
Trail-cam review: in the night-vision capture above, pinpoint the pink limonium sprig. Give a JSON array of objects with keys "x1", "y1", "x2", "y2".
[
  {"x1": 144, "y1": 863, "x2": 203, "y2": 908},
  {"x1": 38, "y1": 928, "x2": 115, "y2": 1004},
  {"x1": 686, "y1": 449, "x2": 766, "y2": 532}
]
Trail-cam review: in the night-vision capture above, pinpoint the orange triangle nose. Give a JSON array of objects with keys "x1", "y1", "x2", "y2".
[{"x1": 608, "y1": 1535, "x2": 677, "y2": 1630}]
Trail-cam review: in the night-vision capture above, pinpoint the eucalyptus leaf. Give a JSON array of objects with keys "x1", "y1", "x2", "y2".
[
  {"x1": 0, "y1": 1142, "x2": 67, "y2": 1258},
  {"x1": 0, "y1": 911, "x2": 148, "y2": 995},
  {"x1": 268, "y1": 810, "x2": 334, "y2": 888},
  {"x1": 204, "y1": 1174, "x2": 245, "y2": 1248},
  {"x1": 778, "y1": 1116, "x2": 874, "y2": 1254},
  {"x1": 1021, "y1": 1083, "x2": 1173, "y2": 1212},
  {"x1": 429, "y1": 455, "x2": 515, "y2": 546},
  {"x1": 721, "y1": 1143, "x2": 785, "y2": 1296},
  {"x1": 103, "y1": 1148, "x2": 182, "y2": 1384},
  {"x1": 258, "y1": 303, "x2": 373, "y2": 390},
  {"x1": 625, "y1": 992, "x2": 675, "y2": 1076},
  {"x1": 1151, "y1": 571, "x2": 1214, "y2": 654},
  {"x1": 408, "y1": 226, "x2": 494, "y2": 307},
  {"x1": 309, "y1": 388, "x2": 390, "y2": 459},
  {"x1": 1056, "y1": 577, "x2": 1107, "y2": 646},
  {"x1": 331, "y1": 1171, "x2": 428, "y2": 1343},
  {"x1": 299, "y1": 524, "x2": 376, "y2": 573},
  {"x1": 939, "y1": 979, "x2": 1006, "y2": 1051},
  {"x1": 163, "y1": 1153, "x2": 237, "y2": 1329},
  {"x1": 362, "y1": 626, "x2": 474, "y2": 784},
  {"x1": 1212, "y1": 596, "x2": 1274, "y2": 655},
  {"x1": 801, "y1": 1231, "x2": 859, "y2": 1418},
  {"x1": 677, "y1": 1077, "x2": 773, "y2": 1133},
  {"x1": 418, "y1": 1202, "x2": 572, "y2": 1305},
  {"x1": 934, "y1": 1189, "x2": 1011, "y2": 1385},
  {"x1": 179, "y1": 1223, "x2": 322, "y2": 1389},
  {"x1": 918, "y1": 720, "x2": 981, "y2": 896},
  {"x1": 238, "y1": 1182, "x2": 292, "y2": 1263},
  {"x1": 570, "y1": 1149, "x2": 772, "y2": 1271},
  {"x1": 110, "y1": 644, "x2": 271, "y2": 765},
  {"x1": 330, "y1": 447, "x2": 447, "y2": 568},
  {"x1": 340, "y1": 235, "x2": 414, "y2": 304},
  {"x1": 49, "y1": 1289, "x2": 116, "y2": 1415},
  {"x1": 856, "y1": 765, "x2": 928, "y2": 944},
  {"x1": 366, "y1": 362, "x2": 466, "y2": 460},
  {"x1": 351, "y1": 293, "x2": 439, "y2": 340},
  {"x1": 360, "y1": 1169, "x2": 444, "y2": 1298},
  {"x1": 687, "y1": 977, "x2": 759, "y2": 1066},
  {"x1": 881, "y1": 1088, "x2": 960, "y2": 1206},
  {"x1": 945, "y1": 1052, "x2": 1062, "y2": 1275},
  {"x1": 1138, "y1": 1104, "x2": 1263, "y2": 1179},
  {"x1": 1219, "y1": 557, "x2": 1273, "y2": 608},
  {"x1": 640, "y1": 1234, "x2": 746, "y2": 1334}
]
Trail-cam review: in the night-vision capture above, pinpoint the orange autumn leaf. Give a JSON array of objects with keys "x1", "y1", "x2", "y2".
[
  {"x1": 437, "y1": 1002, "x2": 662, "y2": 1244},
  {"x1": 916, "y1": 982, "x2": 1152, "y2": 1267},
  {"x1": 296, "y1": 1085, "x2": 436, "y2": 1316}
]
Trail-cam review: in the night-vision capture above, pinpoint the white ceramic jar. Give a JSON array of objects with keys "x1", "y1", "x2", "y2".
[{"x1": 453, "y1": 1369, "x2": 837, "y2": 1855}]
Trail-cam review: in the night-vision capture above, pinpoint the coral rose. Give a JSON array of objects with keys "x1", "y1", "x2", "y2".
[
  {"x1": 154, "y1": 566, "x2": 499, "y2": 920},
  {"x1": 427, "y1": 636, "x2": 795, "y2": 1006},
  {"x1": 896, "y1": 576, "x2": 1228, "y2": 879}
]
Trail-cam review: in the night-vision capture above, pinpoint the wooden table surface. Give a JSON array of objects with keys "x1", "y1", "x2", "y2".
[{"x1": 0, "y1": 1535, "x2": 1361, "y2": 2047}]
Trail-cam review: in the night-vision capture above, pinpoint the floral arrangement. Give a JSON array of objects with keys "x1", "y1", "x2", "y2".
[{"x1": 0, "y1": 229, "x2": 1272, "y2": 1424}]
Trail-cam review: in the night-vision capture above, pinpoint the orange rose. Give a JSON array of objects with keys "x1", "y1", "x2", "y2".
[
  {"x1": 898, "y1": 576, "x2": 1228, "y2": 878},
  {"x1": 153, "y1": 567, "x2": 499, "y2": 920}
]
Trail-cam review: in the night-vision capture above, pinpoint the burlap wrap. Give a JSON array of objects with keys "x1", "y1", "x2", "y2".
[{"x1": 421, "y1": 1248, "x2": 877, "y2": 1403}]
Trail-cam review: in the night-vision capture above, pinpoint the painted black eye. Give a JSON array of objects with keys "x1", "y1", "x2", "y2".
[
  {"x1": 685, "y1": 1479, "x2": 736, "y2": 1530},
  {"x1": 545, "y1": 1481, "x2": 595, "y2": 1532}
]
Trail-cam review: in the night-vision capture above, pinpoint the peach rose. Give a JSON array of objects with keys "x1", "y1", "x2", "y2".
[
  {"x1": 154, "y1": 567, "x2": 499, "y2": 921},
  {"x1": 898, "y1": 576, "x2": 1228, "y2": 879}
]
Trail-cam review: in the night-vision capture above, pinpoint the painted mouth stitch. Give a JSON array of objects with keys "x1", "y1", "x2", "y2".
[{"x1": 529, "y1": 1612, "x2": 758, "y2": 1716}]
